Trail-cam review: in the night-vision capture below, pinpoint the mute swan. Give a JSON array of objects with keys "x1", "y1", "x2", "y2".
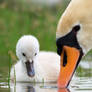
[
  {"x1": 56, "y1": 0, "x2": 92, "y2": 88},
  {"x1": 10, "y1": 35, "x2": 60, "y2": 82}
]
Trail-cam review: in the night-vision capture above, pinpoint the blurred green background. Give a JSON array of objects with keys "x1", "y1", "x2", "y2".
[
  {"x1": 0, "y1": 0, "x2": 70, "y2": 64},
  {"x1": 0, "y1": 0, "x2": 92, "y2": 80}
]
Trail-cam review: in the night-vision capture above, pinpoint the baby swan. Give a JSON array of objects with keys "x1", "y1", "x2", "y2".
[{"x1": 10, "y1": 35, "x2": 60, "y2": 82}]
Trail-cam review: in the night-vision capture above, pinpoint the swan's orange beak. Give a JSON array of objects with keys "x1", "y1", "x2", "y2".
[
  {"x1": 58, "y1": 46, "x2": 80, "y2": 88},
  {"x1": 58, "y1": 88, "x2": 70, "y2": 92}
]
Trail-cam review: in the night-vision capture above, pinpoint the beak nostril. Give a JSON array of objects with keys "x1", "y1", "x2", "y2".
[{"x1": 63, "y1": 50, "x2": 67, "y2": 67}]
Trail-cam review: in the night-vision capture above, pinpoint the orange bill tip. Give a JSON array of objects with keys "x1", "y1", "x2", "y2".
[
  {"x1": 58, "y1": 46, "x2": 80, "y2": 88},
  {"x1": 58, "y1": 88, "x2": 70, "y2": 92}
]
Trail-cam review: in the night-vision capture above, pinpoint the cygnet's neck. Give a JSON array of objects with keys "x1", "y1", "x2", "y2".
[{"x1": 20, "y1": 60, "x2": 27, "y2": 72}]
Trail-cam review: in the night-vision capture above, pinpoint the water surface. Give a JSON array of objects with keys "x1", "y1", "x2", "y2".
[
  {"x1": 0, "y1": 61, "x2": 92, "y2": 92},
  {"x1": 0, "y1": 76, "x2": 92, "y2": 92}
]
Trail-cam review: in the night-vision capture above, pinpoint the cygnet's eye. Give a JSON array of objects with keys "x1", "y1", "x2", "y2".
[
  {"x1": 22, "y1": 53, "x2": 26, "y2": 57},
  {"x1": 72, "y1": 25, "x2": 80, "y2": 33},
  {"x1": 35, "y1": 53, "x2": 37, "y2": 56}
]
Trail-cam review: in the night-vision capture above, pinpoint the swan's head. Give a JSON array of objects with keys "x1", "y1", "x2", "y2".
[
  {"x1": 16, "y1": 35, "x2": 39, "y2": 77},
  {"x1": 56, "y1": 0, "x2": 92, "y2": 88}
]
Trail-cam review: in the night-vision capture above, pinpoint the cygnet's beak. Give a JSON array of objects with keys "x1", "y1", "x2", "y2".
[{"x1": 25, "y1": 60, "x2": 35, "y2": 77}]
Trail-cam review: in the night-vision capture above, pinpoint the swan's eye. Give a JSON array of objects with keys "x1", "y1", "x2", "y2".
[
  {"x1": 35, "y1": 53, "x2": 37, "y2": 56},
  {"x1": 72, "y1": 25, "x2": 80, "y2": 32},
  {"x1": 22, "y1": 53, "x2": 26, "y2": 57}
]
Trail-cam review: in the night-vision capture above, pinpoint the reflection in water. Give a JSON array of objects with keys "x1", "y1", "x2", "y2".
[
  {"x1": 27, "y1": 86, "x2": 35, "y2": 92},
  {"x1": 10, "y1": 82, "x2": 70, "y2": 92},
  {"x1": 1, "y1": 77, "x2": 92, "y2": 92},
  {"x1": 58, "y1": 88, "x2": 70, "y2": 92},
  {"x1": 10, "y1": 77, "x2": 92, "y2": 92}
]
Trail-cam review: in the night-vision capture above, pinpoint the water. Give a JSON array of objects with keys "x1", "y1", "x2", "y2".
[
  {"x1": 0, "y1": 61, "x2": 92, "y2": 92},
  {"x1": 0, "y1": 60, "x2": 92, "y2": 92},
  {"x1": 0, "y1": 73, "x2": 92, "y2": 92}
]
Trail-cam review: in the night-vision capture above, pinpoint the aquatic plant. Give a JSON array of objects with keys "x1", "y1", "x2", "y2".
[
  {"x1": 8, "y1": 50, "x2": 17, "y2": 87},
  {"x1": 8, "y1": 51, "x2": 12, "y2": 87}
]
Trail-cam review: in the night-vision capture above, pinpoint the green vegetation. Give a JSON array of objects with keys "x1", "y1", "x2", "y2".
[
  {"x1": 76, "y1": 66, "x2": 92, "y2": 77},
  {"x1": 0, "y1": 1, "x2": 69, "y2": 65},
  {"x1": 8, "y1": 52, "x2": 11, "y2": 87}
]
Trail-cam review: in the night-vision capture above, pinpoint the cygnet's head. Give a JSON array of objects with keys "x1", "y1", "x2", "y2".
[{"x1": 16, "y1": 35, "x2": 39, "y2": 77}]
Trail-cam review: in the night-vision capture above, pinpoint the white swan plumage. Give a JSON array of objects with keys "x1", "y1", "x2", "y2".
[
  {"x1": 56, "y1": 0, "x2": 92, "y2": 88},
  {"x1": 10, "y1": 35, "x2": 60, "y2": 82}
]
